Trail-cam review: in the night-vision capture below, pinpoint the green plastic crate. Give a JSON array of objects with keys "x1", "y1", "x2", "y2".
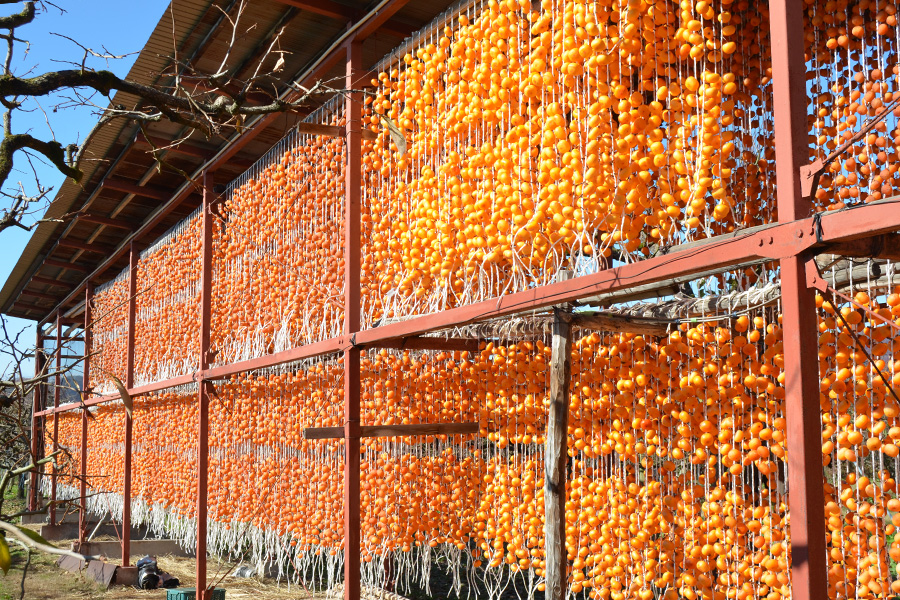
[{"x1": 166, "y1": 588, "x2": 225, "y2": 600}]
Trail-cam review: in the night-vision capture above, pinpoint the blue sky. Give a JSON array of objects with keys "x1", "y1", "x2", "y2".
[{"x1": 1, "y1": 0, "x2": 169, "y2": 377}]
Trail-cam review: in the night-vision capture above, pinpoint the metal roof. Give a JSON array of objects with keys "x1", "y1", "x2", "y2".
[{"x1": 0, "y1": 0, "x2": 439, "y2": 324}]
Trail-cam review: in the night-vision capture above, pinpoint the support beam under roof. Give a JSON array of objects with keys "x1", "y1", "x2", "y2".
[
  {"x1": 57, "y1": 240, "x2": 116, "y2": 255},
  {"x1": 102, "y1": 179, "x2": 172, "y2": 202},
  {"x1": 77, "y1": 214, "x2": 136, "y2": 232},
  {"x1": 31, "y1": 276, "x2": 71, "y2": 288},
  {"x1": 43, "y1": 259, "x2": 92, "y2": 273}
]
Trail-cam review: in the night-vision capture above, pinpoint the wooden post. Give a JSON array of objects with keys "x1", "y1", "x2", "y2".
[
  {"x1": 544, "y1": 307, "x2": 572, "y2": 600},
  {"x1": 196, "y1": 171, "x2": 215, "y2": 600},
  {"x1": 343, "y1": 39, "x2": 362, "y2": 600}
]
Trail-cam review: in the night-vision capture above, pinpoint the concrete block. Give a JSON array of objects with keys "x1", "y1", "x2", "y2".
[
  {"x1": 85, "y1": 560, "x2": 118, "y2": 589},
  {"x1": 56, "y1": 555, "x2": 85, "y2": 572},
  {"x1": 77, "y1": 539, "x2": 194, "y2": 560},
  {"x1": 20, "y1": 513, "x2": 47, "y2": 525},
  {"x1": 114, "y1": 565, "x2": 139, "y2": 587}
]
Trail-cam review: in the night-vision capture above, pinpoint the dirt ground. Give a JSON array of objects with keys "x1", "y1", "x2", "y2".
[
  {"x1": 1, "y1": 482, "x2": 322, "y2": 600},
  {"x1": 0, "y1": 543, "x2": 326, "y2": 600}
]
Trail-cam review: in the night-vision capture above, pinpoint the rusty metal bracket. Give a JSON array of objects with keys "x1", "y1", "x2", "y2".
[
  {"x1": 804, "y1": 258, "x2": 827, "y2": 293},
  {"x1": 801, "y1": 96, "x2": 900, "y2": 199}
]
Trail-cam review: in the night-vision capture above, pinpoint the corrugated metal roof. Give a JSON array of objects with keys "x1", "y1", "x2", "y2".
[{"x1": 0, "y1": 0, "x2": 218, "y2": 318}]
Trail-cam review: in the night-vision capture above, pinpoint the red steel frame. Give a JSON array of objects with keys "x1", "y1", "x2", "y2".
[
  {"x1": 29, "y1": 0, "x2": 900, "y2": 598},
  {"x1": 121, "y1": 244, "x2": 138, "y2": 567},
  {"x1": 28, "y1": 330, "x2": 44, "y2": 512},
  {"x1": 79, "y1": 283, "x2": 92, "y2": 542},
  {"x1": 770, "y1": 0, "x2": 828, "y2": 596},
  {"x1": 196, "y1": 171, "x2": 215, "y2": 600},
  {"x1": 343, "y1": 39, "x2": 363, "y2": 600},
  {"x1": 49, "y1": 311, "x2": 61, "y2": 526}
]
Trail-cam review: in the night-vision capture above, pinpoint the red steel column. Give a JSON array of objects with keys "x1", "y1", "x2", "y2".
[
  {"x1": 50, "y1": 312, "x2": 61, "y2": 526},
  {"x1": 122, "y1": 244, "x2": 138, "y2": 566},
  {"x1": 196, "y1": 171, "x2": 215, "y2": 600},
  {"x1": 80, "y1": 283, "x2": 93, "y2": 542},
  {"x1": 29, "y1": 332, "x2": 44, "y2": 512},
  {"x1": 343, "y1": 39, "x2": 362, "y2": 600},
  {"x1": 769, "y1": 1, "x2": 827, "y2": 599}
]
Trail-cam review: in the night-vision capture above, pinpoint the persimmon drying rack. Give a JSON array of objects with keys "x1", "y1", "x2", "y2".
[{"x1": 21, "y1": 1, "x2": 900, "y2": 600}]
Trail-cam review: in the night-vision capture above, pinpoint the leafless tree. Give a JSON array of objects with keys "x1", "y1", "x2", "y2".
[{"x1": 0, "y1": 0, "x2": 353, "y2": 235}]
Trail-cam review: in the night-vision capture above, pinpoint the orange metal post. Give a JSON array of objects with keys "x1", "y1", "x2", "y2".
[
  {"x1": 79, "y1": 283, "x2": 92, "y2": 542},
  {"x1": 769, "y1": 1, "x2": 828, "y2": 599},
  {"x1": 343, "y1": 39, "x2": 362, "y2": 600},
  {"x1": 122, "y1": 244, "x2": 138, "y2": 566},
  {"x1": 49, "y1": 312, "x2": 61, "y2": 525},
  {"x1": 196, "y1": 170, "x2": 215, "y2": 600},
  {"x1": 28, "y1": 331, "x2": 44, "y2": 512}
]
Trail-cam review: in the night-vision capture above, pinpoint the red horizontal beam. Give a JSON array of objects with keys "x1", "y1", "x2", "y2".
[
  {"x1": 376, "y1": 336, "x2": 480, "y2": 352},
  {"x1": 102, "y1": 179, "x2": 171, "y2": 202},
  {"x1": 35, "y1": 197, "x2": 900, "y2": 417},
  {"x1": 44, "y1": 258, "x2": 92, "y2": 273},
  {"x1": 203, "y1": 335, "x2": 348, "y2": 380},
  {"x1": 355, "y1": 199, "x2": 900, "y2": 345},
  {"x1": 57, "y1": 240, "x2": 116, "y2": 255},
  {"x1": 304, "y1": 422, "x2": 479, "y2": 440},
  {"x1": 35, "y1": 373, "x2": 197, "y2": 417},
  {"x1": 77, "y1": 214, "x2": 136, "y2": 232}
]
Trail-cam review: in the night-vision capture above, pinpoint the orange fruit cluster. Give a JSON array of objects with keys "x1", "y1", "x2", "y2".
[
  {"x1": 69, "y1": 284, "x2": 900, "y2": 598},
  {"x1": 134, "y1": 212, "x2": 202, "y2": 385},
  {"x1": 53, "y1": 393, "x2": 199, "y2": 525},
  {"x1": 211, "y1": 108, "x2": 348, "y2": 365},
  {"x1": 804, "y1": 0, "x2": 900, "y2": 208},
  {"x1": 90, "y1": 272, "x2": 130, "y2": 394},
  {"x1": 45, "y1": 412, "x2": 80, "y2": 495},
  {"x1": 63, "y1": 0, "x2": 899, "y2": 594},
  {"x1": 360, "y1": 0, "x2": 776, "y2": 324}
]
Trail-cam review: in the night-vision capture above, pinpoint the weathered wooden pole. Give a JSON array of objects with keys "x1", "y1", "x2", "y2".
[{"x1": 544, "y1": 306, "x2": 572, "y2": 600}]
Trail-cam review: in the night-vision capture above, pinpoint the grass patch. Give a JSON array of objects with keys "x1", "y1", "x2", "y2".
[{"x1": 2, "y1": 481, "x2": 27, "y2": 523}]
